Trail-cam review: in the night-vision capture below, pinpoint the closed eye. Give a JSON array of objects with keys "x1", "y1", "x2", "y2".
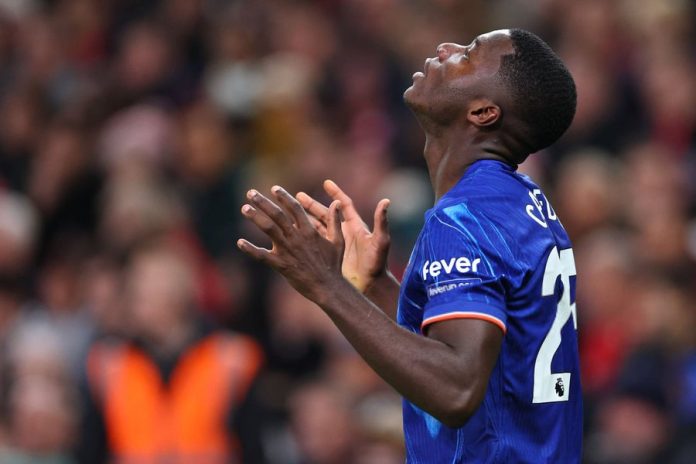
[
  {"x1": 465, "y1": 38, "x2": 480, "y2": 59},
  {"x1": 460, "y1": 39, "x2": 478, "y2": 61}
]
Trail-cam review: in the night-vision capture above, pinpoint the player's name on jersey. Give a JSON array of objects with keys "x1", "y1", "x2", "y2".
[{"x1": 526, "y1": 188, "x2": 558, "y2": 228}]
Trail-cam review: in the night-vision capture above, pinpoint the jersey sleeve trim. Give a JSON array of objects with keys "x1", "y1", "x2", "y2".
[{"x1": 421, "y1": 311, "x2": 507, "y2": 334}]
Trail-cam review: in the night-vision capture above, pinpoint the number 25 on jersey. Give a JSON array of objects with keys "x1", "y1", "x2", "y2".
[{"x1": 533, "y1": 247, "x2": 577, "y2": 404}]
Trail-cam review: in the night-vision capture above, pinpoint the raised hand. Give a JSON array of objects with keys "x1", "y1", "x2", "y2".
[
  {"x1": 237, "y1": 186, "x2": 344, "y2": 304},
  {"x1": 297, "y1": 180, "x2": 391, "y2": 294}
]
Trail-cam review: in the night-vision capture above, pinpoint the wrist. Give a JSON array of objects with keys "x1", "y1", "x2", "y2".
[
  {"x1": 362, "y1": 269, "x2": 395, "y2": 297},
  {"x1": 312, "y1": 272, "x2": 355, "y2": 308}
]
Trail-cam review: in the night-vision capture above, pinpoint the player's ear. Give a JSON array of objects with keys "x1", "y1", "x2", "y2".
[{"x1": 466, "y1": 98, "x2": 501, "y2": 127}]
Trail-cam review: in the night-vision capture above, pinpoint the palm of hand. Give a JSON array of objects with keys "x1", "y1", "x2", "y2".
[
  {"x1": 297, "y1": 181, "x2": 390, "y2": 293},
  {"x1": 341, "y1": 220, "x2": 387, "y2": 292}
]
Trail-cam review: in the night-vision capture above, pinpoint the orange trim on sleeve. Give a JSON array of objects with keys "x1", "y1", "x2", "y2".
[{"x1": 421, "y1": 312, "x2": 507, "y2": 334}]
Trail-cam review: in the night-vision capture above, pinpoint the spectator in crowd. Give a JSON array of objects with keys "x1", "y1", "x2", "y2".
[
  {"x1": 77, "y1": 242, "x2": 264, "y2": 464},
  {"x1": 2, "y1": 315, "x2": 79, "y2": 464}
]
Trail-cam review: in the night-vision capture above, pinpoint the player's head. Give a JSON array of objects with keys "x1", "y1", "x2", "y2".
[{"x1": 404, "y1": 29, "x2": 576, "y2": 161}]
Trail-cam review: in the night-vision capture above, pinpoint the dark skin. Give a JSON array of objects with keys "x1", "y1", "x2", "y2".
[{"x1": 239, "y1": 30, "x2": 522, "y2": 428}]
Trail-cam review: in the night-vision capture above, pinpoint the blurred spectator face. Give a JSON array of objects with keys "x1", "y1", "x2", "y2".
[
  {"x1": 623, "y1": 143, "x2": 686, "y2": 225},
  {"x1": 575, "y1": 230, "x2": 634, "y2": 322},
  {"x1": 355, "y1": 392, "x2": 405, "y2": 464},
  {"x1": 7, "y1": 378, "x2": 77, "y2": 455},
  {"x1": 558, "y1": 0, "x2": 619, "y2": 57},
  {"x1": 38, "y1": 258, "x2": 83, "y2": 314},
  {"x1": 116, "y1": 22, "x2": 172, "y2": 92},
  {"x1": 127, "y1": 246, "x2": 195, "y2": 341},
  {"x1": 621, "y1": 0, "x2": 694, "y2": 54},
  {"x1": 83, "y1": 256, "x2": 125, "y2": 335},
  {"x1": 553, "y1": 151, "x2": 619, "y2": 240},
  {"x1": 0, "y1": 285, "x2": 23, "y2": 335},
  {"x1": 54, "y1": 0, "x2": 106, "y2": 66},
  {"x1": 268, "y1": 277, "x2": 337, "y2": 346},
  {"x1": 633, "y1": 210, "x2": 689, "y2": 271},
  {"x1": 98, "y1": 104, "x2": 173, "y2": 170},
  {"x1": 639, "y1": 52, "x2": 696, "y2": 153},
  {"x1": 562, "y1": 53, "x2": 615, "y2": 138},
  {"x1": 17, "y1": 15, "x2": 63, "y2": 84},
  {"x1": 341, "y1": 0, "x2": 401, "y2": 43},
  {"x1": 253, "y1": 124, "x2": 343, "y2": 194},
  {"x1": 291, "y1": 382, "x2": 356, "y2": 464},
  {"x1": 268, "y1": 3, "x2": 336, "y2": 66},
  {"x1": 161, "y1": 0, "x2": 204, "y2": 35},
  {"x1": 29, "y1": 123, "x2": 87, "y2": 213},
  {"x1": 99, "y1": 169, "x2": 182, "y2": 252},
  {"x1": 355, "y1": 444, "x2": 404, "y2": 464},
  {"x1": 630, "y1": 276, "x2": 693, "y2": 348},
  {"x1": 0, "y1": 92, "x2": 42, "y2": 153},
  {"x1": 336, "y1": 49, "x2": 389, "y2": 112},
  {"x1": 0, "y1": 192, "x2": 37, "y2": 275},
  {"x1": 8, "y1": 321, "x2": 68, "y2": 384},
  {"x1": 326, "y1": 353, "x2": 388, "y2": 401},
  {"x1": 209, "y1": 9, "x2": 257, "y2": 63},
  {"x1": 641, "y1": 53, "x2": 696, "y2": 122},
  {"x1": 177, "y1": 101, "x2": 231, "y2": 184},
  {"x1": 588, "y1": 396, "x2": 669, "y2": 464}
]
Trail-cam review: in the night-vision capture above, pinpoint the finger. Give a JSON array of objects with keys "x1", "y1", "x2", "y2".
[
  {"x1": 309, "y1": 215, "x2": 328, "y2": 238},
  {"x1": 296, "y1": 191, "x2": 329, "y2": 226},
  {"x1": 241, "y1": 204, "x2": 286, "y2": 244},
  {"x1": 247, "y1": 189, "x2": 293, "y2": 233},
  {"x1": 373, "y1": 198, "x2": 391, "y2": 245},
  {"x1": 327, "y1": 200, "x2": 344, "y2": 248},
  {"x1": 323, "y1": 180, "x2": 361, "y2": 223},
  {"x1": 271, "y1": 185, "x2": 312, "y2": 229},
  {"x1": 237, "y1": 238, "x2": 281, "y2": 267}
]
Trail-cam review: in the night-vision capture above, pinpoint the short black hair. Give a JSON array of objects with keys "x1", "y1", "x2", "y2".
[{"x1": 498, "y1": 29, "x2": 576, "y2": 154}]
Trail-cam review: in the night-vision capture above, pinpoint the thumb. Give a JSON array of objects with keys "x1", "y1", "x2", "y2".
[
  {"x1": 373, "y1": 199, "x2": 391, "y2": 244},
  {"x1": 327, "y1": 200, "x2": 344, "y2": 247}
]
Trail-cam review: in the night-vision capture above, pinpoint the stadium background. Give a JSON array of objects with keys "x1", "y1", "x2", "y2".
[{"x1": 0, "y1": 0, "x2": 694, "y2": 462}]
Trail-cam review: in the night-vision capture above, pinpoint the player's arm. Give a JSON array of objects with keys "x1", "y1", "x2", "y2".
[
  {"x1": 297, "y1": 180, "x2": 400, "y2": 319},
  {"x1": 238, "y1": 187, "x2": 502, "y2": 427}
]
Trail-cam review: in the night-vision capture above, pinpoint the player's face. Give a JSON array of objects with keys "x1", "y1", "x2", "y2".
[{"x1": 404, "y1": 30, "x2": 514, "y2": 123}]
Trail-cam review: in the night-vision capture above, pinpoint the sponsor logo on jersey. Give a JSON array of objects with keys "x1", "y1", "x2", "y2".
[
  {"x1": 426, "y1": 278, "x2": 482, "y2": 297},
  {"x1": 422, "y1": 256, "x2": 481, "y2": 280}
]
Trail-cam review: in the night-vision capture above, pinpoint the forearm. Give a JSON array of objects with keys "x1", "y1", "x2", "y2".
[
  {"x1": 317, "y1": 277, "x2": 481, "y2": 427},
  {"x1": 238, "y1": 187, "x2": 485, "y2": 426},
  {"x1": 362, "y1": 270, "x2": 401, "y2": 320}
]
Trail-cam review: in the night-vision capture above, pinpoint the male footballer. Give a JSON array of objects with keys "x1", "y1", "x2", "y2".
[{"x1": 238, "y1": 29, "x2": 581, "y2": 462}]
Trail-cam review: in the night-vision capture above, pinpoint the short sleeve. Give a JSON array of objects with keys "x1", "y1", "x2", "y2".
[{"x1": 419, "y1": 203, "x2": 518, "y2": 334}]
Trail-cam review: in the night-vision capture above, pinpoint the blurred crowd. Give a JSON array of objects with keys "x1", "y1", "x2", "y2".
[{"x1": 0, "y1": 0, "x2": 694, "y2": 463}]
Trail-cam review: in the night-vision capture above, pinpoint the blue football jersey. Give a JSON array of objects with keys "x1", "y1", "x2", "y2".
[{"x1": 397, "y1": 159, "x2": 582, "y2": 463}]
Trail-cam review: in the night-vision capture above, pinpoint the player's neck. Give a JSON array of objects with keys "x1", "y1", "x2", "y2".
[{"x1": 422, "y1": 125, "x2": 509, "y2": 200}]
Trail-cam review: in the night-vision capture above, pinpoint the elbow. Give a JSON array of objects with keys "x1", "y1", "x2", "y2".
[
  {"x1": 436, "y1": 388, "x2": 483, "y2": 429},
  {"x1": 438, "y1": 409, "x2": 474, "y2": 429}
]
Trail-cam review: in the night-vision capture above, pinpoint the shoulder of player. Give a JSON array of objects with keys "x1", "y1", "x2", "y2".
[
  {"x1": 427, "y1": 185, "x2": 543, "y2": 254},
  {"x1": 431, "y1": 185, "x2": 523, "y2": 228}
]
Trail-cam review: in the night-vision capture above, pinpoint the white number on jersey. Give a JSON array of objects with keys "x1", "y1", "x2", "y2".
[{"x1": 533, "y1": 247, "x2": 577, "y2": 403}]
